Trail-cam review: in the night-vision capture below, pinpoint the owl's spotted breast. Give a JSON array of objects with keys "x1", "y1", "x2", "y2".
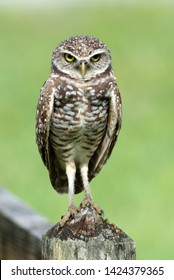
[{"x1": 49, "y1": 74, "x2": 112, "y2": 167}]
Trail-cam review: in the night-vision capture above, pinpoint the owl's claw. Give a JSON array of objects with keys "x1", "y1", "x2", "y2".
[
  {"x1": 80, "y1": 196, "x2": 103, "y2": 217},
  {"x1": 60, "y1": 205, "x2": 79, "y2": 227}
]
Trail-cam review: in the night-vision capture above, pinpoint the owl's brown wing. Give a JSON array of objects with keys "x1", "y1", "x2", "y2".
[
  {"x1": 36, "y1": 79, "x2": 69, "y2": 193},
  {"x1": 88, "y1": 84, "x2": 122, "y2": 181},
  {"x1": 36, "y1": 79, "x2": 55, "y2": 167}
]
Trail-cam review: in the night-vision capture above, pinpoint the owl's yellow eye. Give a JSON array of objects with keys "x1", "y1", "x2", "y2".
[
  {"x1": 90, "y1": 54, "x2": 101, "y2": 62},
  {"x1": 64, "y1": 53, "x2": 75, "y2": 63}
]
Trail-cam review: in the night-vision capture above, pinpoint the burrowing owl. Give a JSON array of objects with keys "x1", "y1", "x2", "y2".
[{"x1": 36, "y1": 35, "x2": 122, "y2": 224}]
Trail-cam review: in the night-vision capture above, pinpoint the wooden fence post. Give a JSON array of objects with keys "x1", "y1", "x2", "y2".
[{"x1": 42, "y1": 204, "x2": 136, "y2": 260}]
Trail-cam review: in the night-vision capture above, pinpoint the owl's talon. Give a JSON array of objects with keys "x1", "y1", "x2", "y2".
[
  {"x1": 59, "y1": 205, "x2": 79, "y2": 227},
  {"x1": 80, "y1": 197, "x2": 103, "y2": 216}
]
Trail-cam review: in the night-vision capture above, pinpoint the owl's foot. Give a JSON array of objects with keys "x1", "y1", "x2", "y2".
[
  {"x1": 60, "y1": 205, "x2": 79, "y2": 227},
  {"x1": 80, "y1": 196, "x2": 103, "y2": 216}
]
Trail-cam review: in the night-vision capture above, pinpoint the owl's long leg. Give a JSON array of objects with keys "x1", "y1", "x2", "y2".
[
  {"x1": 80, "y1": 165, "x2": 91, "y2": 200},
  {"x1": 80, "y1": 164, "x2": 102, "y2": 215},
  {"x1": 60, "y1": 161, "x2": 79, "y2": 226},
  {"x1": 66, "y1": 161, "x2": 76, "y2": 208}
]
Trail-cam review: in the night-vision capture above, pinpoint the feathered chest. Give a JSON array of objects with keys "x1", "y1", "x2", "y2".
[{"x1": 50, "y1": 79, "x2": 111, "y2": 137}]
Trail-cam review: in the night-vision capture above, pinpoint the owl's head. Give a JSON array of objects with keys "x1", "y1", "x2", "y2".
[{"x1": 51, "y1": 35, "x2": 112, "y2": 80}]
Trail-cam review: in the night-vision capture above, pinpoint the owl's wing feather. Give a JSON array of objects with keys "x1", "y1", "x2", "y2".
[
  {"x1": 36, "y1": 79, "x2": 55, "y2": 166},
  {"x1": 88, "y1": 84, "x2": 122, "y2": 180},
  {"x1": 36, "y1": 79, "x2": 69, "y2": 193}
]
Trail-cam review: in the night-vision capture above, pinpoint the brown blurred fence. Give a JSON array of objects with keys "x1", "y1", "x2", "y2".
[{"x1": 0, "y1": 187, "x2": 52, "y2": 259}]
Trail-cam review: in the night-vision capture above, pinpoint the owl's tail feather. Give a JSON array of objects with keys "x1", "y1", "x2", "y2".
[
  {"x1": 47, "y1": 143, "x2": 84, "y2": 195},
  {"x1": 74, "y1": 169, "x2": 84, "y2": 194}
]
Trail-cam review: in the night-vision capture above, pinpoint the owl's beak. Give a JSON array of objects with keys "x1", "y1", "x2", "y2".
[{"x1": 80, "y1": 61, "x2": 86, "y2": 78}]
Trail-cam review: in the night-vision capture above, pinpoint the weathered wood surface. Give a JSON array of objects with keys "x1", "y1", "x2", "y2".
[
  {"x1": 0, "y1": 187, "x2": 53, "y2": 259},
  {"x1": 42, "y1": 204, "x2": 136, "y2": 260}
]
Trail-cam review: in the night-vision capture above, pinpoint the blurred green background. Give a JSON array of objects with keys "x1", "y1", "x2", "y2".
[{"x1": 0, "y1": 0, "x2": 174, "y2": 259}]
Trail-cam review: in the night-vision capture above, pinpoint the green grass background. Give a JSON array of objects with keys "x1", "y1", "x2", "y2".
[{"x1": 0, "y1": 1, "x2": 174, "y2": 259}]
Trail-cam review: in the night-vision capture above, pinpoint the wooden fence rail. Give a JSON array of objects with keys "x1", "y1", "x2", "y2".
[{"x1": 0, "y1": 187, "x2": 52, "y2": 260}]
